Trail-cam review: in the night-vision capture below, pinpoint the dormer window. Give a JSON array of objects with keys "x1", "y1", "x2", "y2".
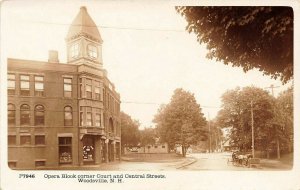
[
  {"x1": 70, "y1": 43, "x2": 79, "y2": 58},
  {"x1": 87, "y1": 45, "x2": 97, "y2": 59}
]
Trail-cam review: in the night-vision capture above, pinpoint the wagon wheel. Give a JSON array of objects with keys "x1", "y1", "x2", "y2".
[
  {"x1": 232, "y1": 159, "x2": 237, "y2": 166},
  {"x1": 242, "y1": 159, "x2": 248, "y2": 167}
]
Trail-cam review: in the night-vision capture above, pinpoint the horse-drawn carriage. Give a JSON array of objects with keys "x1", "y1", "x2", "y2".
[{"x1": 227, "y1": 151, "x2": 256, "y2": 167}]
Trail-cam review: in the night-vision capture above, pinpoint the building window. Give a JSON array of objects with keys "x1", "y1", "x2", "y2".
[
  {"x1": 64, "y1": 106, "x2": 73, "y2": 126},
  {"x1": 59, "y1": 137, "x2": 72, "y2": 164},
  {"x1": 154, "y1": 146, "x2": 158, "y2": 148},
  {"x1": 79, "y1": 78, "x2": 83, "y2": 98},
  {"x1": 162, "y1": 146, "x2": 165, "y2": 148},
  {"x1": 35, "y1": 135, "x2": 45, "y2": 145},
  {"x1": 94, "y1": 81, "x2": 100, "y2": 100},
  {"x1": 20, "y1": 75, "x2": 30, "y2": 96},
  {"x1": 34, "y1": 105, "x2": 45, "y2": 126},
  {"x1": 8, "y1": 74, "x2": 15, "y2": 95},
  {"x1": 20, "y1": 104, "x2": 30, "y2": 126},
  {"x1": 80, "y1": 107, "x2": 84, "y2": 126},
  {"x1": 113, "y1": 100, "x2": 115, "y2": 113},
  {"x1": 87, "y1": 45, "x2": 97, "y2": 59},
  {"x1": 63, "y1": 78, "x2": 72, "y2": 97},
  {"x1": 20, "y1": 135, "x2": 31, "y2": 146},
  {"x1": 8, "y1": 104, "x2": 16, "y2": 126},
  {"x1": 86, "y1": 107, "x2": 92, "y2": 127},
  {"x1": 103, "y1": 89, "x2": 106, "y2": 105},
  {"x1": 95, "y1": 109, "x2": 101, "y2": 127},
  {"x1": 107, "y1": 94, "x2": 110, "y2": 109},
  {"x1": 35, "y1": 160, "x2": 46, "y2": 167},
  {"x1": 8, "y1": 135, "x2": 16, "y2": 145},
  {"x1": 34, "y1": 76, "x2": 44, "y2": 96},
  {"x1": 70, "y1": 43, "x2": 79, "y2": 58},
  {"x1": 86, "y1": 79, "x2": 92, "y2": 99}
]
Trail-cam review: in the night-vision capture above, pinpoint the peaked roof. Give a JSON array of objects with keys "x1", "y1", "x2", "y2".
[{"x1": 66, "y1": 6, "x2": 102, "y2": 42}]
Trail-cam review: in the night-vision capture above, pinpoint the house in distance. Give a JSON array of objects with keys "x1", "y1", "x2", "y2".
[{"x1": 7, "y1": 6, "x2": 121, "y2": 169}]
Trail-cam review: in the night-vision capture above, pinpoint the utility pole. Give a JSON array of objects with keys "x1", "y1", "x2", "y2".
[
  {"x1": 251, "y1": 101, "x2": 255, "y2": 158},
  {"x1": 208, "y1": 112, "x2": 211, "y2": 153},
  {"x1": 265, "y1": 84, "x2": 280, "y2": 97},
  {"x1": 265, "y1": 84, "x2": 281, "y2": 159}
]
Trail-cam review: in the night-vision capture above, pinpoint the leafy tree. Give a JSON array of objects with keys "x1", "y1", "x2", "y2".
[
  {"x1": 153, "y1": 88, "x2": 207, "y2": 157},
  {"x1": 275, "y1": 86, "x2": 293, "y2": 153},
  {"x1": 139, "y1": 127, "x2": 157, "y2": 153},
  {"x1": 216, "y1": 86, "x2": 275, "y2": 154},
  {"x1": 120, "y1": 112, "x2": 140, "y2": 154},
  {"x1": 176, "y1": 7, "x2": 293, "y2": 83}
]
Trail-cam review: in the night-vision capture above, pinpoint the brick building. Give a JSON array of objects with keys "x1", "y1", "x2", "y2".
[{"x1": 7, "y1": 6, "x2": 121, "y2": 169}]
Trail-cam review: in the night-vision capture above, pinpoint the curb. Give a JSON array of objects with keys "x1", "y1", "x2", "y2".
[
  {"x1": 121, "y1": 157, "x2": 184, "y2": 163},
  {"x1": 176, "y1": 157, "x2": 197, "y2": 169}
]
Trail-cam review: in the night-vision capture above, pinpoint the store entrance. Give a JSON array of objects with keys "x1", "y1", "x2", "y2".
[{"x1": 82, "y1": 135, "x2": 95, "y2": 164}]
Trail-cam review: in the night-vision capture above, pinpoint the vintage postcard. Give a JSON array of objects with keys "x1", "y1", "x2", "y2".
[{"x1": 0, "y1": 0, "x2": 299, "y2": 189}]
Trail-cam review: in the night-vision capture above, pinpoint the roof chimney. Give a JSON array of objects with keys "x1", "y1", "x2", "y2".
[{"x1": 48, "y1": 50, "x2": 59, "y2": 63}]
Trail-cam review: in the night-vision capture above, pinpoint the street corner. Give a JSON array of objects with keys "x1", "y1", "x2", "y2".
[{"x1": 175, "y1": 156, "x2": 198, "y2": 169}]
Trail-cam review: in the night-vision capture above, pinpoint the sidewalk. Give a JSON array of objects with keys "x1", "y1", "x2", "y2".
[
  {"x1": 32, "y1": 161, "x2": 122, "y2": 170},
  {"x1": 121, "y1": 153, "x2": 184, "y2": 162},
  {"x1": 174, "y1": 156, "x2": 197, "y2": 169},
  {"x1": 121, "y1": 153, "x2": 197, "y2": 169},
  {"x1": 31, "y1": 154, "x2": 197, "y2": 170}
]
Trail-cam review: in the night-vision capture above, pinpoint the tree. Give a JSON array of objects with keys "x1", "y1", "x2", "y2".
[
  {"x1": 176, "y1": 7, "x2": 293, "y2": 83},
  {"x1": 120, "y1": 112, "x2": 140, "y2": 154},
  {"x1": 275, "y1": 86, "x2": 293, "y2": 153},
  {"x1": 139, "y1": 127, "x2": 157, "y2": 153},
  {"x1": 153, "y1": 88, "x2": 207, "y2": 157},
  {"x1": 216, "y1": 86, "x2": 276, "y2": 155}
]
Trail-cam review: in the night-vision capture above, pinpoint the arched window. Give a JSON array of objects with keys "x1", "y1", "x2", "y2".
[
  {"x1": 20, "y1": 104, "x2": 30, "y2": 125},
  {"x1": 8, "y1": 104, "x2": 16, "y2": 126},
  {"x1": 34, "y1": 105, "x2": 45, "y2": 126},
  {"x1": 64, "y1": 106, "x2": 73, "y2": 126}
]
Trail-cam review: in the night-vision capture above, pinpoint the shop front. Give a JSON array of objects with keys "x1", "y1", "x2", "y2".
[
  {"x1": 79, "y1": 134, "x2": 118, "y2": 165},
  {"x1": 82, "y1": 135, "x2": 95, "y2": 164},
  {"x1": 81, "y1": 134, "x2": 104, "y2": 165},
  {"x1": 58, "y1": 137, "x2": 73, "y2": 165}
]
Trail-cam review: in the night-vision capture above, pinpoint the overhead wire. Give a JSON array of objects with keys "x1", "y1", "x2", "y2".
[{"x1": 20, "y1": 20, "x2": 185, "y2": 32}]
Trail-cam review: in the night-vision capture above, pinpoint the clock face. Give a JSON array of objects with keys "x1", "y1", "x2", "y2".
[
  {"x1": 87, "y1": 44, "x2": 97, "y2": 59},
  {"x1": 70, "y1": 43, "x2": 79, "y2": 58}
]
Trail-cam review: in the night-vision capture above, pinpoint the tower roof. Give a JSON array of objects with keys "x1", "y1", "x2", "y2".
[{"x1": 66, "y1": 6, "x2": 102, "y2": 42}]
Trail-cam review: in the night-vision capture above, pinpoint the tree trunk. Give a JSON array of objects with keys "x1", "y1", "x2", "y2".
[
  {"x1": 276, "y1": 137, "x2": 281, "y2": 159},
  {"x1": 182, "y1": 146, "x2": 186, "y2": 157},
  {"x1": 265, "y1": 138, "x2": 269, "y2": 158}
]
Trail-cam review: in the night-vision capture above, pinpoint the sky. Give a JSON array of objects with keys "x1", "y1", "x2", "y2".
[{"x1": 1, "y1": 0, "x2": 292, "y2": 128}]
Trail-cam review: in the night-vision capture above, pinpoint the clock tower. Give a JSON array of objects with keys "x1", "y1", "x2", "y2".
[{"x1": 66, "y1": 6, "x2": 103, "y2": 67}]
